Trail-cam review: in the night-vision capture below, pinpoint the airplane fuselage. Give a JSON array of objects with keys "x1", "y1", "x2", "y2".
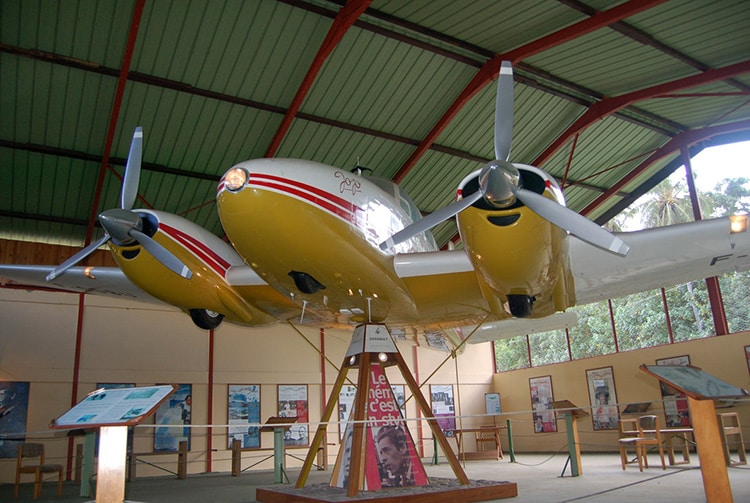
[{"x1": 215, "y1": 159, "x2": 574, "y2": 327}]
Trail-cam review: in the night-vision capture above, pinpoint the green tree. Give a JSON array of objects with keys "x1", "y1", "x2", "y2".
[
  {"x1": 494, "y1": 336, "x2": 530, "y2": 371},
  {"x1": 529, "y1": 330, "x2": 569, "y2": 365},
  {"x1": 639, "y1": 179, "x2": 694, "y2": 227},
  {"x1": 568, "y1": 301, "x2": 616, "y2": 359},
  {"x1": 704, "y1": 177, "x2": 750, "y2": 217}
]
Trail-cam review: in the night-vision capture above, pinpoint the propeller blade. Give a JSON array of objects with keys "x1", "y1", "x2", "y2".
[
  {"x1": 45, "y1": 234, "x2": 111, "y2": 281},
  {"x1": 379, "y1": 190, "x2": 484, "y2": 250},
  {"x1": 120, "y1": 127, "x2": 143, "y2": 210},
  {"x1": 515, "y1": 188, "x2": 630, "y2": 256},
  {"x1": 129, "y1": 229, "x2": 193, "y2": 279},
  {"x1": 494, "y1": 61, "x2": 514, "y2": 162}
]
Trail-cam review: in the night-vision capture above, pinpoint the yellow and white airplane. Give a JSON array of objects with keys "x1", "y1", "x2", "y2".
[{"x1": 2, "y1": 62, "x2": 749, "y2": 347}]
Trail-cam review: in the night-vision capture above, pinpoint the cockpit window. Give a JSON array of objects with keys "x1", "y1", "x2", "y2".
[{"x1": 367, "y1": 176, "x2": 438, "y2": 248}]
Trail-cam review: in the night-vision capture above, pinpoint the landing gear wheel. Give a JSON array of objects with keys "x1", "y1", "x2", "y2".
[
  {"x1": 507, "y1": 294, "x2": 534, "y2": 318},
  {"x1": 189, "y1": 309, "x2": 225, "y2": 330}
]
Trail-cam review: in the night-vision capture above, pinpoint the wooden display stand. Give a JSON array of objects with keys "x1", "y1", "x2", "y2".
[
  {"x1": 257, "y1": 323, "x2": 517, "y2": 503},
  {"x1": 50, "y1": 385, "x2": 177, "y2": 503},
  {"x1": 262, "y1": 416, "x2": 297, "y2": 483},
  {"x1": 551, "y1": 400, "x2": 587, "y2": 477},
  {"x1": 640, "y1": 365, "x2": 750, "y2": 503}
]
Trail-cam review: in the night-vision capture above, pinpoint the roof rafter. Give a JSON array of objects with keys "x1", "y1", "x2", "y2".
[
  {"x1": 581, "y1": 119, "x2": 750, "y2": 217},
  {"x1": 265, "y1": 0, "x2": 373, "y2": 157},
  {"x1": 391, "y1": 0, "x2": 668, "y2": 184},
  {"x1": 533, "y1": 59, "x2": 750, "y2": 167},
  {"x1": 84, "y1": 0, "x2": 145, "y2": 246}
]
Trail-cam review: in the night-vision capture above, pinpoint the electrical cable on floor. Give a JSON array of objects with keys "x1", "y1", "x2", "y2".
[{"x1": 512, "y1": 444, "x2": 570, "y2": 467}]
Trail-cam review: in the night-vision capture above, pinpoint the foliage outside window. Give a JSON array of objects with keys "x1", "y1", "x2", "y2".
[
  {"x1": 664, "y1": 281, "x2": 714, "y2": 342},
  {"x1": 494, "y1": 336, "x2": 530, "y2": 372},
  {"x1": 721, "y1": 271, "x2": 750, "y2": 334},
  {"x1": 492, "y1": 166, "x2": 750, "y2": 372},
  {"x1": 528, "y1": 329, "x2": 568, "y2": 366},
  {"x1": 612, "y1": 289, "x2": 670, "y2": 352},
  {"x1": 567, "y1": 301, "x2": 616, "y2": 359}
]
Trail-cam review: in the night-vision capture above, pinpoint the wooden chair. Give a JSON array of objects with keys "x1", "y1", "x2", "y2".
[
  {"x1": 14, "y1": 442, "x2": 63, "y2": 499},
  {"x1": 718, "y1": 412, "x2": 747, "y2": 466},
  {"x1": 617, "y1": 417, "x2": 639, "y2": 469},
  {"x1": 474, "y1": 426, "x2": 503, "y2": 460},
  {"x1": 634, "y1": 415, "x2": 666, "y2": 471},
  {"x1": 618, "y1": 416, "x2": 666, "y2": 471}
]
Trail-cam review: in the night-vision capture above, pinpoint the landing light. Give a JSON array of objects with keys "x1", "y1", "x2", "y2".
[
  {"x1": 224, "y1": 168, "x2": 248, "y2": 191},
  {"x1": 730, "y1": 215, "x2": 748, "y2": 234}
]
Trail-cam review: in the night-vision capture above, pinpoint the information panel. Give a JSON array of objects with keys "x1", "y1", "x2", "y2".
[
  {"x1": 51, "y1": 385, "x2": 177, "y2": 429},
  {"x1": 640, "y1": 365, "x2": 748, "y2": 400}
]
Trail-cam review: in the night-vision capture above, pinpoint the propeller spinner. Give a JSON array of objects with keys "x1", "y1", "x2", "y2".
[
  {"x1": 46, "y1": 127, "x2": 193, "y2": 281},
  {"x1": 380, "y1": 61, "x2": 629, "y2": 257}
]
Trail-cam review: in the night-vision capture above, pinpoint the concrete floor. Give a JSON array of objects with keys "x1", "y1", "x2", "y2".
[{"x1": 3, "y1": 452, "x2": 750, "y2": 502}]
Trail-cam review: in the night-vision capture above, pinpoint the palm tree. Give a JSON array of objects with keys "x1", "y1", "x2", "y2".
[
  {"x1": 639, "y1": 179, "x2": 694, "y2": 227},
  {"x1": 635, "y1": 178, "x2": 707, "y2": 335}
]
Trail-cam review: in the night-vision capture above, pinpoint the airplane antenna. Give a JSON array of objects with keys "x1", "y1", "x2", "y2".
[
  {"x1": 351, "y1": 159, "x2": 373, "y2": 176},
  {"x1": 300, "y1": 300, "x2": 308, "y2": 324}
]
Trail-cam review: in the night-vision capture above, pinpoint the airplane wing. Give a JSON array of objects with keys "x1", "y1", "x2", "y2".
[
  {"x1": 0, "y1": 264, "x2": 163, "y2": 303},
  {"x1": 571, "y1": 216, "x2": 750, "y2": 304}
]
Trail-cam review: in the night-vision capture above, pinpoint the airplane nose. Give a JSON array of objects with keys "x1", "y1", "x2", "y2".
[{"x1": 99, "y1": 208, "x2": 142, "y2": 244}]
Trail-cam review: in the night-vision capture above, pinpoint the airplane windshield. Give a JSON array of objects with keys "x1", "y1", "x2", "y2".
[{"x1": 367, "y1": 176, "x2": 438, "y2": 248}]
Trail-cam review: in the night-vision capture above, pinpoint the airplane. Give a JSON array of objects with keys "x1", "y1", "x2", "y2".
[{"x1": 2, "y1": 61, "x2": 749, "y2": 349}]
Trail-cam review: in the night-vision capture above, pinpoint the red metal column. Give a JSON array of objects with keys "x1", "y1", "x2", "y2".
[
  {"x1": 65, "y1": 293, "x2": 87, "y2": 479},
  {"x1": 681, "y1": 145, "x2": 729, "y2": 336},
  {"x1": 206, "y1": 329, "x2": 215, "y2": 473}
]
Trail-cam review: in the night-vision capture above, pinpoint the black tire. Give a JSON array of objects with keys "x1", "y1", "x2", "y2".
[
  {"x1": 507, "y1": 294, "x2": 534, "y2": 318},
  {"x1": 189, "y1": 309, "x2": 225, "y2": 330}
]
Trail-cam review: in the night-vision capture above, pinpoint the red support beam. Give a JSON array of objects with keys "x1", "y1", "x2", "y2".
[
  {"x1": 84, "y1": 0, "x2": 146, "y2": 246},
  {"x1": 681, "y1": 146, "x2": 729, "y2": 336},
  {"x1": 533, "y1": 59, "x2": 750, "y2": 168},
  {"x1": 391, "y1": 0, "x2": 667, "y2": 184},
  {"x1": 265, "y1": 0, "x2": 373, "y2": 157},
  {"x1": 206, "y1": 329, "x2": 215, "y2": 473},
  {"x1": 580, "y1": 118, "x2": 750, "y2": 217}
]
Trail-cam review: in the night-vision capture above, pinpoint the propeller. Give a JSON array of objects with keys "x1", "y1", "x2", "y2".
[
  {"x1": 46, "y1": 127, "x2": 193, "y2": 281},
  {"x1": 379, "y1": 61, "x2": 629, "y2": 256}
]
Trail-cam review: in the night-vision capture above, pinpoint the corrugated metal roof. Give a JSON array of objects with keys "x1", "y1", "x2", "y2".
[{"x1": 1, "y1": 0, "x2": 749, "y2": 250}]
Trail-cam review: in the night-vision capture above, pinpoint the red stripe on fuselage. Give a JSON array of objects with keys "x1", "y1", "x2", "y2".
[
  {"x1": 248, "y1": 173, "x2": 361, "y2": 223},
  {"x1": 160, "y1": 223, "x2": 231, "y2": 278}
]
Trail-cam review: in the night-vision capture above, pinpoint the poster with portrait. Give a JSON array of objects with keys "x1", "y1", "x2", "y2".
[
  {"x1": 331, "y1": 364, "x2": 427, "y2": 490},
  {"x1": 656, "y1": 355, "x2": 691, "y2": 427},
  {"x1": 586, "y1": 366, "x2": 619, "y2": 430},
  {"x1": 529, "y1": 376, "x2": 557, "y2": 433},
  {"x1": 154, "y1": 383, "x2": 192, "y2": 452},
  {"x1": 0, "y1": 381, "x2": 30, "y2": 458},
  {"x1": 228, "y1": 385, "x2": 261, "y2": 449},
  {"x1": 278, "y1": 384, "x2": 308, "y2": 447},
  {"x1": 430, "y1": 384, "x2": 455, "y2": 436}
]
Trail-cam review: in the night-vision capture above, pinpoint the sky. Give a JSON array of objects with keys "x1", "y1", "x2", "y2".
[
  {"x1": 620, "y1": 139, "x2": 749, "y2": 230},
  {"x1": 678, "y1": 140, "x2": 750, "y2": 192}
]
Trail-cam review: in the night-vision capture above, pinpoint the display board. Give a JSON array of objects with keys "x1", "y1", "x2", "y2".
[
  {"x1": 640, "y1": 365, "x2": 749, "y2": 399},
  {"x1": 51, "y1": 385, "x2": 177, "y2": 429}
]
